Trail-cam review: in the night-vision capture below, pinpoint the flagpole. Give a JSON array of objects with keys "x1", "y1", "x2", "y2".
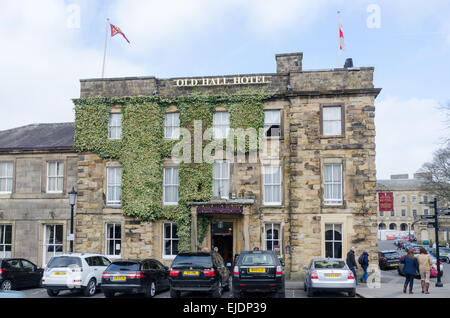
[
  {"x1": 101, "y1": 18, "x2": 110, "y2": 78},
  {"x1": 337, "y1": 11, "x2": 341, "y2": 68}
]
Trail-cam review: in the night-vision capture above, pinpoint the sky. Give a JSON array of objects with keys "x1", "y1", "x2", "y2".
[{"x1": 0, "y1": 0, "x2": 449, "y2": 179}]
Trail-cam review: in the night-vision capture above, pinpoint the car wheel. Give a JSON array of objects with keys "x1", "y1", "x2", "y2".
[
  {"x1": 104, "y1": 291, "x2": 115, "y2": 298},
  {"x1": 306, "y1": 286, "x2": 314, "y2": 297},
  {"x1": 83, "y1": 278, "x2": 97, "y2": 297},
  {"x1": 170, "y1": 288, "x2": 181, "y2": 298},
  {"x1": 348, "y1": 289, "x2": 356, "y2": 297},
  {"x1": 212, "y1": 281, "x2": 223, "y2": 298},
  {"x1": 145, "y1": 281, "x2": 156, "y2": 298},
  {"x1": 46, "y1": 289, "x2": 59, "y2": 297},
  {"x1": 447, "y1": 257, "x2": 450, "y2": 264},
  {"x1": 1, "y1": 280, "x2": 13, "y2": 291}
]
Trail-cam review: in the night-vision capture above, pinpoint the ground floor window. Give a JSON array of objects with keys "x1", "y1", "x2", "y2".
[
  {"x1": 163, "y1": 223, "x2": 179, "y2": 258},
  {"x1": 379, "y1": 223, "x2": 386, "y2": 230},
  {"x1": 43, "y1": 224, "x2": 63, "y2": 266},
  {"x1": 0, "y1": 225, "x2": 12, "y2": 258},
  {"x1": 325, "y1": 223, "x2": 342, "y2": 258},
  {"x1": 389, "y1": 223, "x2": 397, "y2": 230},
  {"x1": 400, "y1": 223, "x2": 408, "y2": 231},
  {"x1": 106, "y1": 223, "x2": 121, "y2": 257},
  {"x1": 264, "y1": 223, "x2": 282, "y2": 257}
]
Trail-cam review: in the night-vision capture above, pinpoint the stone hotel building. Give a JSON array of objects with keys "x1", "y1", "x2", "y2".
[{"x1": 0, "y1": 52, "x2": 381, "y2": 278}]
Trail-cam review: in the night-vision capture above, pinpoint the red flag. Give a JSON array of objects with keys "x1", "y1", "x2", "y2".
[{"x1": 110, "y1": 23, "x2": 130, "y2": 44}]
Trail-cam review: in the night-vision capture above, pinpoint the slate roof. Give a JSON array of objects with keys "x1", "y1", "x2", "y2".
[
  {"x1": 0, "y1": 123, "x2": 74, "y2": 152},
  {"x1": 377, "y1": 178, "x2": 427, "y2": 191}
]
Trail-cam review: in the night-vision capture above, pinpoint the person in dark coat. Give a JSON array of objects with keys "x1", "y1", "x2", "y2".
[
  {"x1": 359, "y1": 250, "x2": 369, "y2": 283},
  {"x1": 400, "y1": 248, "x2": 419, "y2": 294},
  {"x1": 346, "y1": 247, "x2": 358, "y2": 284}
]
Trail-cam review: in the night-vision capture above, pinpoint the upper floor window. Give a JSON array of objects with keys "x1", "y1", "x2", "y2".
[
  {"x1": 412, "y1": 209, "x2": 417, "y2": 217},
  {"x1": 107, "y1": 167, "x2": 122, "y2": 205},
  {"x1": 401, "y1": 209, "x2": 406, "y2": 217},
  {"x1": 213, "y1": 112, "x2": 230, "y2": 139},
  {"x1": 322, "y1": 106, "x2": 342, "y2": 136},
  {"x1": 391, "y1": 211, "x2": 395, "y2": 217},
  {"x1": 263, "y1": 166, "x2": 282, "y2": 206},
  {"x1": 0, "y1": 162, "x2": 13, "y2": 193},
  {"x1": 423, "y1": 196, "x2": 429, "y2": 204},
  {"x1": 411, "y1": 196, "x2": 417, "y2": 203},
  {"x1": 380, "y1": 211, "x2": 384, "y2": 217},
  {"x1": 424, "y1": 209, "x2": 429, "y2": 215},
  {"x1": 264, "y1": 110, "x2": 281, "y2": 138},
  {"x1": 401, "y1": 196, "x2": 406, "y2": 204},
  {"x1": 164, "y1": 113, "x2": 180, "y2": 139},
  {"x1": 163, "y1": 167, "x2": 179, "y2": 205},
  {"x1": 323, "y1": 163, "x2": 343, "y2": 205},
  {"x1": 47, "y1": 161, "x2": 64, "y2": 193},
  {"x1": 108, "y1": 113, "x2": 122, "y2": 140},
  {"x1": 213, "y1": 160, "x2": 229, "y2": 199}
]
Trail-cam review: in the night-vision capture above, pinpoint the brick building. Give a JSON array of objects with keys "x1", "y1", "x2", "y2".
[{"x1": 73, "y1": 52, "x2": 381, "y2": 279}]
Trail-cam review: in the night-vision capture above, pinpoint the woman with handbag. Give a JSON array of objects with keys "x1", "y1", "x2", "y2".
[
  {"x1": 417, "y1": 247, "x2": 433, "y2": 294},
  {"x1": 400, "y1": 248, "x2": 419, "y2": 294}
]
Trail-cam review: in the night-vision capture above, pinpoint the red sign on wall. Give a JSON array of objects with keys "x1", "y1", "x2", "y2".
[{"x1": 379, "y1": 192, "x2": 394, "y2": 211}]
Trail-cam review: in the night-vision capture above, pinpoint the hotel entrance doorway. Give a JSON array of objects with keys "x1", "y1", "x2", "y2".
[{"x1": 211, "y1": 222, "x2": 233, "y2": 265}]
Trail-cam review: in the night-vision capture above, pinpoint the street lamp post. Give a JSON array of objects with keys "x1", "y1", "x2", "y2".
[
  {"x1": 68, "y1": 187, "x2": 77, "y2": 253},
  {"x1": 433, "y1": 197, "x2": 443, "y2": 287}
]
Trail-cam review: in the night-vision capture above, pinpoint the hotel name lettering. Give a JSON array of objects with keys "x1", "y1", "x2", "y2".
[{"x1": 175, "y1": 76, "x2": 271, "y2": 87}]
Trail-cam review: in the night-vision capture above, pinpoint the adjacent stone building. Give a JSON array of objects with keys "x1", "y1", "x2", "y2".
[
  {"x1": 0, "y1": 123, "x2": 77, "y2": 266},
  {"x1": 377, "y1": 173, "x2": 450, "y2": 245},
  {"x1": 74, "y1": 52, "x2": 381, "y2": 279}
]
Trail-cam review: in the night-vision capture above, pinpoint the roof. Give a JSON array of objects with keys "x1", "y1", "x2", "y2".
[
  {"x1": 377, "y1": 178, "x2": 428, "y2": 191},
  {"x1": 0, "y1": 123, "x2": 74, "y2": 152}
]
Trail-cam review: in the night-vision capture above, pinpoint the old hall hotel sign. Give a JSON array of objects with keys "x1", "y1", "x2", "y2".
[{"x1": 174, "y1": 75, "x2": 271, "y2": 87}]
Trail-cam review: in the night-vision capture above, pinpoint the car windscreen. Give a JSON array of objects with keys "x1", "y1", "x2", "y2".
[
  {"x1": 47, "y1": 257, "x2": 82, "y2": 268},
  {"x1": 107, "y1": 262, "x2": 140, "y2": 271},
  {"x1": 240, "y1": 253, "x2": 276, "y2": 266},
  {"x1": 382, "y1": 252, "x2": 399, "y2": 258},
  {"x1": 172, "y1": 255, "x2": 213, "y2": 268},
  {"x1": 313, "y1": 260, "x2": 346, "y2": 269}
]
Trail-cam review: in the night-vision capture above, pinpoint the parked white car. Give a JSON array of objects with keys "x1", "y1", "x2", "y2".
[{"x1": 42, "y1": 253, "x2": 111, "y2": 297}]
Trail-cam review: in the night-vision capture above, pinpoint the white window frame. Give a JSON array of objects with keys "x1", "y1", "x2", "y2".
[
  {"x1": 0, "y1": 225, "x2": 12, "y2": 258},
  {"x1": 0, "y1": 162, "x2": 13, "y2": 194},
  {"x1": 423, "y1": 196, "x2": 429, "y2": 204},
  {"x1": 324, "y1": 223, "x2": 343, "y2": 259},
  {"x1": 401, "y1": 196, "x2": 406, "y2": 204},
  {"x1": 163, "y1": 223, "x2": 179, "y2": 259},
  {"x1": 163, "y1": 167, "x2": 179, "y2": 206},
  {"x1": 46, "y1": 161, "x2": 64, "y2": 193},
  {"x1": 264, "y1": 110, "x2": 281, "y2": 138},
  {"x1": 107, "y1": 167, "x2": 122, "y2": 206},
  {"x1": 401, "y1": 209, "x2": 406, "y2": 217},
  {"x1": 213, "y1": 160, "x2": 230, "y2": 199},
  {"x1": 323, "y1": 163, "x2": 343, "y2": 205},
  {"x1": 264, "y1": 223, "x2": 282, "y2": 257},
  {"x1": 424, "y1": 209, "x2": 429, "y2": 215},
  {"x1": 411, "y1": 196, "x2": 417, "y2": 203},
  {"x1": 213, "y1": 112, "x2": 230, "y2": 139},
  {"x1": 322, "y1": 106, "x2": 342, "y2": 136},
  {"x1": 43, "y1": 224, "x2": 64, "y2": 267},
  {"x1": 105, "y1": 223, "x2": 121, "y2": 258},
  {"x1": 263, "y1": 165, "x2": 282, "y2": 206},
  {"x1": 108, "y1": 113, "x2": 122, "y2": 140},
  {"x1": 164, "y1": 113, "x2": 180, "y2": 140}
]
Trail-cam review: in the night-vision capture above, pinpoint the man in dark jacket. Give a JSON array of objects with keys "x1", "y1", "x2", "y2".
[
  {"x1": 346, "y1": 247, "x2": 358, "y2": 284},
  {"x1": 359, "y1": 251, "x2": 369, "y2": 283}
]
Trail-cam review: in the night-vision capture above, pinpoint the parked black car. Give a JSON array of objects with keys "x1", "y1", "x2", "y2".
[
  {"x1": 101, "y1": 259, "x2": 170, "y2": 297},
  {"x1": 169, "y1": 252, "x2": 231, "y2": 298},
  {"x1": 378, "y1": 250, "x2": 401, "y2": 270},
  {"x1": 231, "y1": 250, "x2": 285, "y2": 298},
  {"x1": 0, "y1": 258, "x2": 43, "y2": 290}
]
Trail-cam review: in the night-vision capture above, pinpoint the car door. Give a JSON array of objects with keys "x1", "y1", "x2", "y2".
[
  {"x1": 153, "y1": 260, "x2": 169, "y2": 289},
  {"x1": 20, "y1": 259, "x2": 40, "y2": 288},
  {"x1": 92, "y1": 256, "x2": 106, "y2": 285},
  {"x1": 5, "y1": 259, "x2": 25, "y2": 288}
]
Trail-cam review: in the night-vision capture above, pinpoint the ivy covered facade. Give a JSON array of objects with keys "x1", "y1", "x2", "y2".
[{"x1": 73, "y1": 52, "x2": 381, "y2": 279}]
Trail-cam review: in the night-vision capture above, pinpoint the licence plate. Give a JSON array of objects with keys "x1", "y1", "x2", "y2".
[
  {"x1": 53, "y1": 272, "x2": 66, "y2": 276},
  {"x1": 112, "y1": 276, "x2": 126, "y2": 281},
  {"x1": 183, "y1": 271, "x2": 199, "y2": 276},
  {"x1": 249, "y1": 268, "x2": 266, "y2": 273},
  {"x1": 325, "y1": 273, "x2": 341, "y2": 278},
  {"x1": 391, "y1": 263, "x2": 398, "y2": 267}
]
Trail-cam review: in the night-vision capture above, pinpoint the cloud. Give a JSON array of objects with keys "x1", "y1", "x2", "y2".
[
  {"x1": 375, "y1": 96, "x2": 448, "y2": 179},
  {"x1": 0, "y1": 0, "x2": 145, "y2": 131}
]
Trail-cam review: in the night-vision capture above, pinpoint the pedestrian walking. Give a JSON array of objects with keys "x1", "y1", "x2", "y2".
[
  {"x1": 358, "y1": 250, "x2": 369, "y2": 283},
  {"x1": 417, "y1": 247, "x2": 432, "y2": 294},
  {"x1": 400, "y1": 248, "x2": 419, "y2": 294},
  {"x1": 346, "y1": 247, "x2": 358, "y2": 284}
]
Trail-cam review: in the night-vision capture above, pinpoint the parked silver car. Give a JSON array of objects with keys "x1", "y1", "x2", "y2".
[{"x1": 303, "y1": 258, "x2": 356, "y2": 297}]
